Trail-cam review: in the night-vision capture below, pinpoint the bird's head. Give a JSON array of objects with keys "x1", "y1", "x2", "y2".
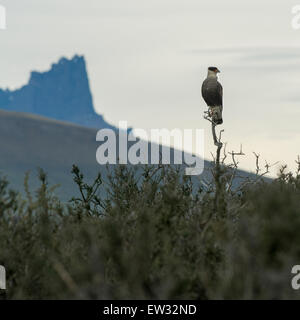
[{"x1": 208, "y1": 66, "x2": 220, "y2": 74}]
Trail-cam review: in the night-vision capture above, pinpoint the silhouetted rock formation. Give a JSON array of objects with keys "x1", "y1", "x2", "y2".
[{"x1": 0, "y1": 55, "x2": 114, "y2": 129}]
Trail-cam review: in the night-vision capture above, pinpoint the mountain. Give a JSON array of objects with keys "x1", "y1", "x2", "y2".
[{"x1": 0, "y1": 55, "x2": 114, "y2": 129}]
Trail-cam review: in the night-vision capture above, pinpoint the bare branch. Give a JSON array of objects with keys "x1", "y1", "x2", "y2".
[
  {"x1": 253, "y1": 152, "x2": 260, "y2": 175},
  {"x1": 295, "y1": 156, "x2": 300, "y2": 176},
  {"x1": 252, "y1": 152, "x2": 277, "y2": 179},
  {"x1": 226, "y1": 145, "x2": 245, "y2": 192},
  {"x1": 221, "y1": 142, "x2": 228, "y2": 164},
  {"x1": 228, "y1": 145, "x2": 245, "y2": 168}
]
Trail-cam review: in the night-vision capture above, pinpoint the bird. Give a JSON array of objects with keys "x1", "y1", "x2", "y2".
[{"x1": 201, "y1": 66, "x2": 223, "y2": 125}]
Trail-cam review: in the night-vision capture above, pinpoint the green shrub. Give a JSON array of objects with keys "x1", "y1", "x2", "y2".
[{"x1": 0, "y1": 162, "x2": 300, "y2": 299}]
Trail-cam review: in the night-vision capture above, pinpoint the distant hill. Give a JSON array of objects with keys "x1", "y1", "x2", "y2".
[
  {"x1": 0, "y1": 55, "x2": 114, "y2": 129},
  {"x1": 0, "y1": 110, "x2": 102, "y2": 200},
  {"x1": 0, "y1": 110, "x2": 261, "y2": 202}
]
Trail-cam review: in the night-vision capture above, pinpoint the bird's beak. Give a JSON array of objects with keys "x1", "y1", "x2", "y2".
[{"x1": 216, "y1": 69, "x2": 220, "y2": 73}]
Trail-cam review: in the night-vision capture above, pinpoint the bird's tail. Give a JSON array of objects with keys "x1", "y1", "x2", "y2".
[{"x1": 209, "y1": 106, "x2": 223, "y2": 125}]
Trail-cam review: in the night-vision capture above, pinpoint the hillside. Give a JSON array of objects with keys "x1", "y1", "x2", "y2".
[
  {"x1": 0, "y1": 110, "x2": 100, "y2": 200},
  {"x1": 0, "y1": 109, "x2": 260, "y2": 202}
]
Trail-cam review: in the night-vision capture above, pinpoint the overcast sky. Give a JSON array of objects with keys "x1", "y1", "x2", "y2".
[{"x1": 0, "y1": 0, "x2": 299, "y2": 176}]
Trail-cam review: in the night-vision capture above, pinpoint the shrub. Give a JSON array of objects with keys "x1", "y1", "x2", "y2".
[{"x1": 0, "y1": 162, "x2": 299, "y2": 299}]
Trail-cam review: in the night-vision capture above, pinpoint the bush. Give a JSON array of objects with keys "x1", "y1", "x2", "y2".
[{"x1": 0, "y1": 162, "x2": 300, "y2": 299}]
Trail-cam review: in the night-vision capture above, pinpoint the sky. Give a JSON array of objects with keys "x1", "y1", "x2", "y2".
[{"x1": 0, "y1": 0, "x2": 300, "y2": 176}]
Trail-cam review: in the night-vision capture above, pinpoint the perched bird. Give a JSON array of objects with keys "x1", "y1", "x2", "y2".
[{"x1": 201, "y1": 66, "x2": 223, "y2": 125}]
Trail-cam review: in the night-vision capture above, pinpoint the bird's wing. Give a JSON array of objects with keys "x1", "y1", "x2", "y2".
[
  {"x1": 217, "y1": 81, "x2": 223, "y2": 107},
  {"x1": 202, "y1": 79, "x2": 223, "y2": 107}
]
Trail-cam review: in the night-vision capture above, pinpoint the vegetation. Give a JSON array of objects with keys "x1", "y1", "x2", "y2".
[{"x1": 0, "y1": 148, "x2": 300, "y2": 299}]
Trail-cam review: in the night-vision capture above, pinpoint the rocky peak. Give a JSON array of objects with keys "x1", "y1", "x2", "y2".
[{"x1": 0, "y1": 55, "x2": 114, "y2": 129}]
